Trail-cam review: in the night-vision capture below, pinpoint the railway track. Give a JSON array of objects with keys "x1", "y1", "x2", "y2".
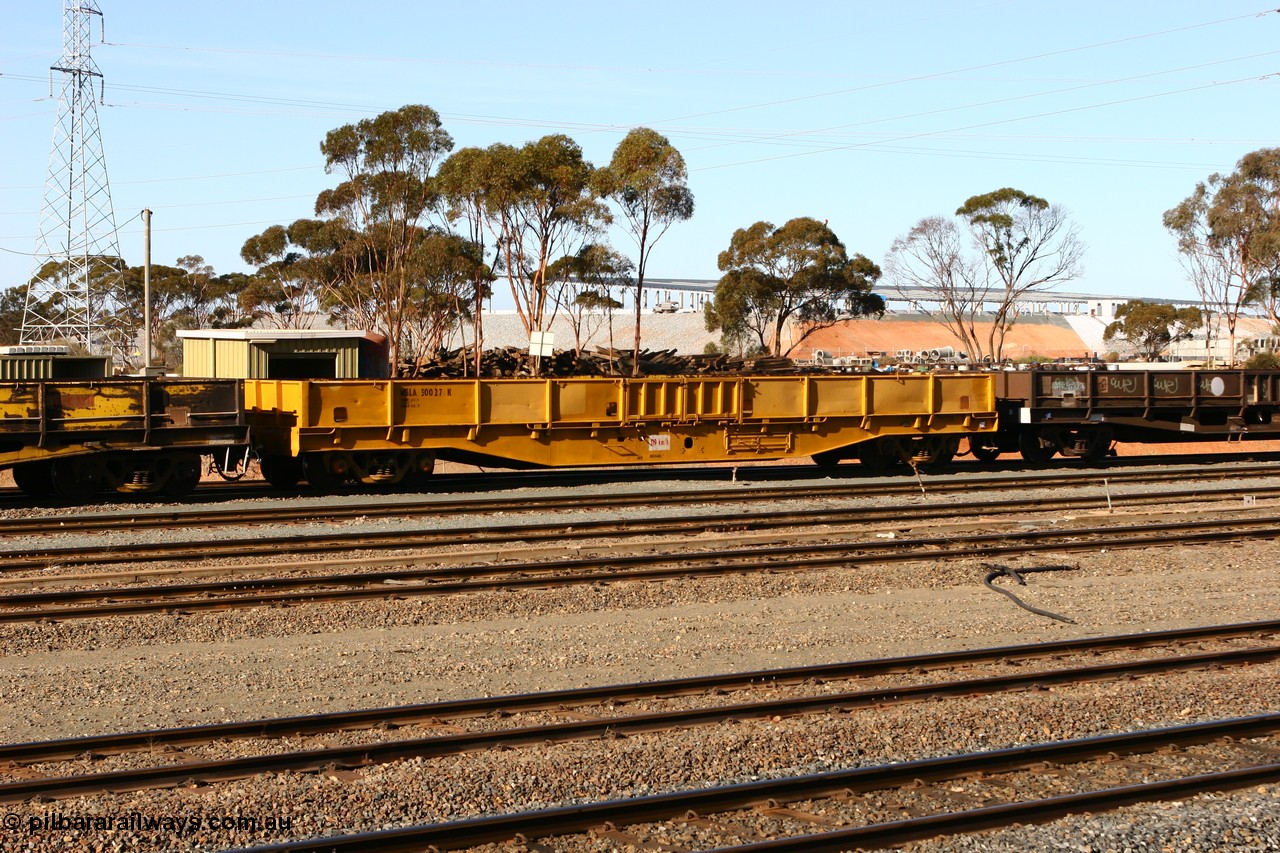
[
  {"x1": 2, "y1": 449, "x2": 1278, "y2": 512},
  {"x1": 3, "y1": 475, "x2": 1279, "y2": 575},
  {"x1": 1, "y1": 462, "x2": 1278, "y2": 538},
  {"x1": 231, "y1": 714, "x2": 1280, "y2": 852},
  {"x1": 1, "y1": 621, "x2": 1275, "y2": 805},
  {"x1": 5, "y1": 458, "x2": 1274, "y2": 850},
  {"x1": 3, "y1": 512, "x2": 1280, "y2": 621}
]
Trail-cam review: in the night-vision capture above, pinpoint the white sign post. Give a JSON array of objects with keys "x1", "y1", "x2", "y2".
[{"x1": 528, "y1": 331, "x2": 555, "y2": 358}]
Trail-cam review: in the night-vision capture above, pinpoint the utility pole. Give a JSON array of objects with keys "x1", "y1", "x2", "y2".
[
  {"x1": 142, "y1": 208, "x2": 152, "y2": 371},
  {"x1": 22, "y1": 0, "x2": 129, "y2": 360}
]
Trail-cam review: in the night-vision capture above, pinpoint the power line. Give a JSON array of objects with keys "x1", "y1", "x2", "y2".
[
  {"x1": 3, "y1": 9, "x2": 1272, "y2": 143},
  {"x1": 631, "y1": 8, "x2": 1279, "y2": 128},
  {"x1": 0, "y1": 164, "x2": 321, "y2": 191},
  {"x1": 682, "y1": 49, "x2": 1280, "y2": 156},
  {"x1": 694, "y1": 71, "x2": 1277, "y2": 173}
]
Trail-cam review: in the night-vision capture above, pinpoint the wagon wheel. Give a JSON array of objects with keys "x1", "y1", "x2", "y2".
[
  {"x1": 1018, "y1": 429, "x2": 1057, "y2": 464},
  {"x1": 400, "y1": 453, "x2": 437, "y2": 492},
  {"x1": 259, "y1": 455, "x2": 303, "y2": 490},
  {"x1": 969, "y1": 437, "x2": 1002, "y2": 462},
  {"x1": 160, "y1": 452, "x2": 203, "y2": 498},
  {"x1": 1080, "y1": 427, "x2": 1115, "y2": 464},
  {"x1": 303, "y1": 453, "x2": 345, "y2": 492},
  {"x1": 906, "y1": 436, "x2": 959, "y2": 472},
  {"x1": 11, "y1": 461, "x2": 56, "y2": 498},
  {"x1": 856, "y1": 437, "x2": 903, "y2": 472},
  {"x1": 50, "y1": 457, "x2": 105, "y2": 501}
]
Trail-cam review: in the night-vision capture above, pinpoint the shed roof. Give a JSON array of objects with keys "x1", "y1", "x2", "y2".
[{"x1": 176, "y1": 329, "x2": 387, "y2": 344}]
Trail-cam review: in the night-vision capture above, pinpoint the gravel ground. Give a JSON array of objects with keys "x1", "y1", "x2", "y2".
[{"x1": 0, "y1": 464, "x2": 1278, "y2": 852}]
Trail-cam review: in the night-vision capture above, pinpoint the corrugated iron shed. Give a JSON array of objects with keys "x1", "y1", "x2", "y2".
[{"x1": 177, "y1": 329, "x2": 389, "y2": 379}]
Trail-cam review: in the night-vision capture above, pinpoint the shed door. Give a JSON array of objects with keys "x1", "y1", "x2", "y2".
[{"x1": 267, "y1": 353, "x2": 337, "y2": 379}]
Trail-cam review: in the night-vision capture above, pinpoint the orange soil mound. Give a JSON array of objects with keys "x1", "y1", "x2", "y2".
[{"x1": 795, "y1": 318, "x2": 1091, "y2": 361}]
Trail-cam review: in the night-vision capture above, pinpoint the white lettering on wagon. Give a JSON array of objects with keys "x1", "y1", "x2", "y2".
[{"x1": 1048, "y1": 377, "x2": 1086, "y2": 397}]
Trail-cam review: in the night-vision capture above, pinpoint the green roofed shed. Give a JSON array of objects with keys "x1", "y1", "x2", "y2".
[
  {"x1": 177, "y1": 329, "x2": 389, "y2": 379},
  {"x1": 0, "y1": 345, "x2": 111, "y2": 379}
]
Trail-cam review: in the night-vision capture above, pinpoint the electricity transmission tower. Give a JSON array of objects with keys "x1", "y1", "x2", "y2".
[{"x1": 22, "y1": 0, "x2": 130, "y2": 358}]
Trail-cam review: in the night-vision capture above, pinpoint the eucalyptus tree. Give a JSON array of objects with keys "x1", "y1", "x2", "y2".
[
  {"x1": 706, "y1": 217, "x2": 883, "y2": 357},
  {"x1": 26, "y1": 256, "x2": 133, "y2": 363},
  {"x1": 1103, "y1": 301, "x2": 1203, "y2": 361},
  {"x1": 1250, "y1": 271, "x2": 1280, "y2": 327},
  {"x1": 501, "y1": 136, "x2": 608, "y2": 340},
  {"x1": 207, "y1": 272, "x2": 253, "y2": 329},
  {"x1": 401, "y1": 228, "x2": 488, "y2": 356},
  {"x1": 887, "y1": 188, "x2": 1084, "y2": 362},
  {"x1": 595, "y1": 128, "x2": 694, "y2": 374},
  {"x1": 1165, "y1": 148, "x2": 1280, "y2": 363},
  {"x1": 957, "y1": 188, "x2": 1083, "y2": 360},
  {"x1": 884, "y1": 216, "x2": 986, "y2": 361},
  {"x1": 171, "y1": 255, "x2": 217, "y2": 329},
  {"x1": 118, "y1": 254, "x2": 256, "y2": 369},
  {"x1": 437, "y1": 146, "x2": 501, "y2": 373},
  {"x1": 314, "y1": 104, "x2": 454, "y2": 367},
  {"x1": 436, "y1": 136, "x2": 606, "y2": 355},
  {"x1": 546, "y1": 243, "x2": 634, "y2": 357},
  {"x1": 0, "y1": 286, "x2": 27, "y2": 346},
  {"x1": 238, "y1": 225, "x2": 308, "y2": 329},
  {"x1": 121, "y1": 261, "x2": 195, "y2": 368},
  {"x1": 240, "y1": 219, "x2": 359, "y2": 330}
]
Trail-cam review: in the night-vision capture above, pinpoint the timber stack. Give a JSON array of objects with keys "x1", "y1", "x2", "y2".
[{"x1": 395, "y1": 347, "x2": 801, "y2": 379}]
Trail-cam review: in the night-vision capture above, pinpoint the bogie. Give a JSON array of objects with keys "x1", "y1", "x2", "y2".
[
  {"x1": 810, "y1": 448, "x2": 849, "y2": 469},
  {"x1": 298, "y1": 451, "x2": 436, "y2": 491}
]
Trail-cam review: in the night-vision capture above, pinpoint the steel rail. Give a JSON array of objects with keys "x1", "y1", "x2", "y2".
[
  {"x1": 4, "y1": 479, "x2": 1280, "y2": 574},
  {"x1": 225, "y1": 714, "x2": 1280, "y2": 852},
  {"x1": 4, "y1": 514, "x2": 1280, "y2": 621},
  {"x1": 704, "y1": 764, "x2": 1280, "y2": 851},
  {"x1": 2, "y1": 619, "x2": 1273, "y2": 765},
  {"x1": 2, "y1": 462, "x2": 1277, "y2": 539},
  {"x1": 1, "y1": 642, "x2": 1276, "y2": 804}
]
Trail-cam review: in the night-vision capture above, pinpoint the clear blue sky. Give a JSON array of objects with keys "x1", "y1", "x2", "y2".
[{"x1": 1, "y1": 1, "x2": 1277, "y2": 308}]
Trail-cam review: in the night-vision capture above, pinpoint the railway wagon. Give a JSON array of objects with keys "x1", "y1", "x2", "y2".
[
  {"x1": 977, "y1": 368, "x2": 1280, "y2": 462},
  {"x1": 243, "y1": 373, "x2": 998, "y2": 488},
  {"x1": 1, "y1": 378, "x2": 250, "y2": 499}
]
